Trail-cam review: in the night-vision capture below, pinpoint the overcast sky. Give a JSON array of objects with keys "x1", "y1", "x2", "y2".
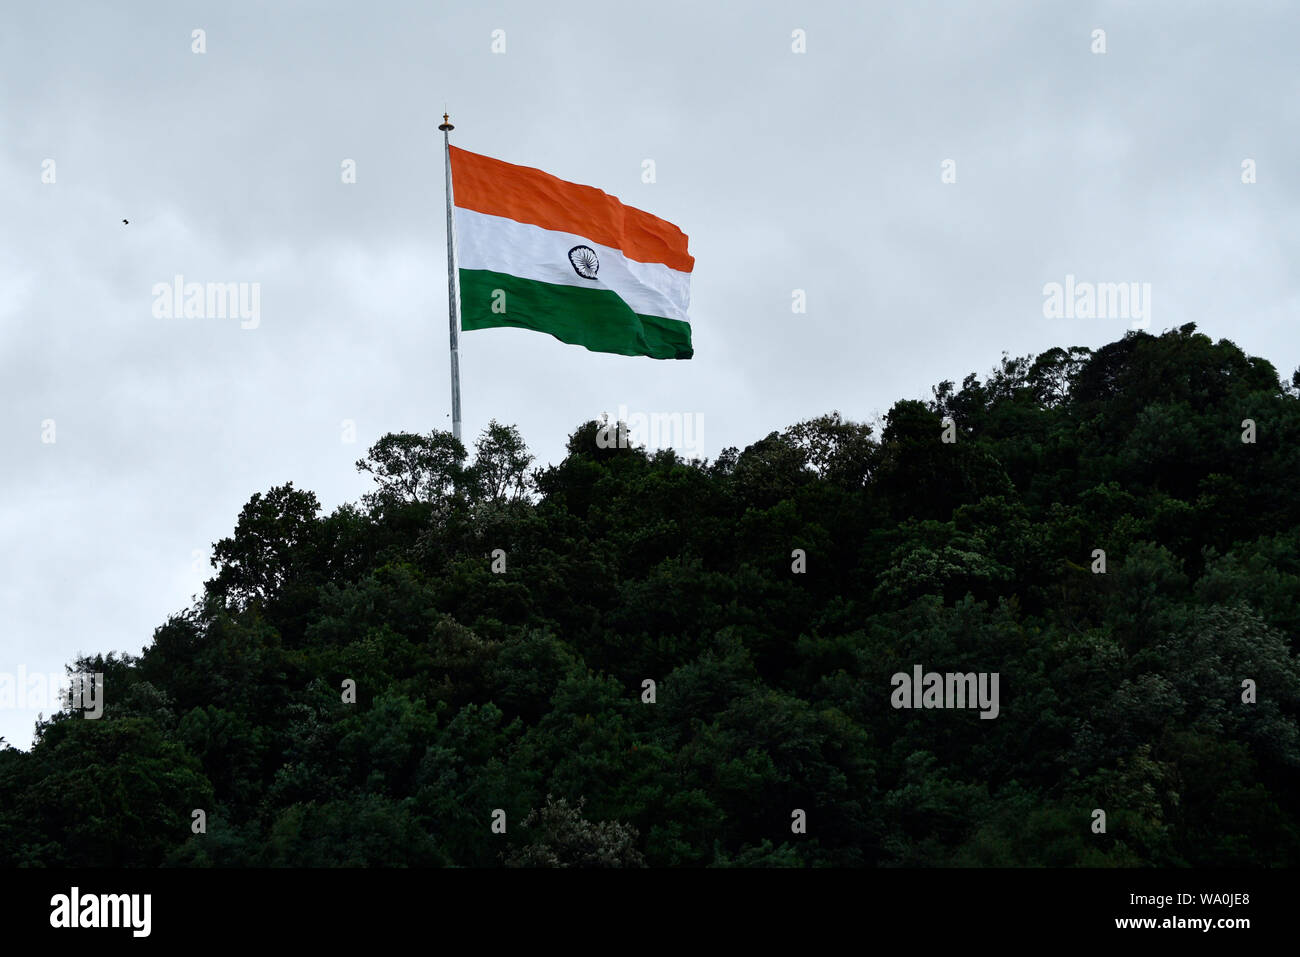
[{"x1": 2, "y1": 1, "x2": 1297, "y2": 748}]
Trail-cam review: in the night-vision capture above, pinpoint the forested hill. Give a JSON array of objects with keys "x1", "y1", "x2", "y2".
[{"x1": 3, "y1": 323, "x2": 1300, "y2": 867}]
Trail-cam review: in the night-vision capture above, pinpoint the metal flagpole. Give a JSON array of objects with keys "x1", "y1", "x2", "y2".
[{"x1": 439, "y1": 112, "x2": 463, "y2": 442}]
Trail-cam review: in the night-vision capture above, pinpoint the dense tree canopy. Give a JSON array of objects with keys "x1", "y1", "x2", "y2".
[{"x1": 3, "y1": 324, "x2": 1298, "y2": 867}]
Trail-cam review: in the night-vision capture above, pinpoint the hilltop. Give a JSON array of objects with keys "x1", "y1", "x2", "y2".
[{"x1": 2, "y1": 324, "x2": 1298, "y2": 867}]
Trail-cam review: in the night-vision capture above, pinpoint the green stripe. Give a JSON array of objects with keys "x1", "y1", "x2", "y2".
[{"x1": 458, "y1": 269, "x2": 693, "y2": 360}]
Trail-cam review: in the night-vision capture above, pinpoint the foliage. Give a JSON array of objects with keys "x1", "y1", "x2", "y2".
[{"x1": 3, "y1": 325, "x2": 1298, "y2": 867}]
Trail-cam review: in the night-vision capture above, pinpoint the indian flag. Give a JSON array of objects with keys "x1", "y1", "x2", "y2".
[{"x1": 450, "y1": 147, "x2": 694, "y2": 360}]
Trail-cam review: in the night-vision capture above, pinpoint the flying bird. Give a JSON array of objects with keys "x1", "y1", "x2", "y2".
[{"x1": 122, "y1": 219, "x2": 128, "y2": 225}]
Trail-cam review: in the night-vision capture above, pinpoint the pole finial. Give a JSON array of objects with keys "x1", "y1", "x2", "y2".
[{"x1": 439, "y1": 112, "x2": 454, "y2": 132}]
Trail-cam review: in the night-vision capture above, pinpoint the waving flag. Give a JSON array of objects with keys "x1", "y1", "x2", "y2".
[{"x1": 450, "y1": 146, "x2": 694, "y2": 360}]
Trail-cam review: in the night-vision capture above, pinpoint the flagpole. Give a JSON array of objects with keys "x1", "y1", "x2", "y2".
[{"x1": 439, "y1": 112, "x2": 463, "y2": 443}]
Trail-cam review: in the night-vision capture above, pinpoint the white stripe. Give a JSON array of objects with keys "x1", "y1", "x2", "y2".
[{"x1": 454, "y1": 208, "x2": 692, "y2": 321}]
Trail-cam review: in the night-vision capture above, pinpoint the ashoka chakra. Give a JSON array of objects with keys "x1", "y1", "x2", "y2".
[{"x1": 568, "y1": 245, "x2": 600, "y2": 280}]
